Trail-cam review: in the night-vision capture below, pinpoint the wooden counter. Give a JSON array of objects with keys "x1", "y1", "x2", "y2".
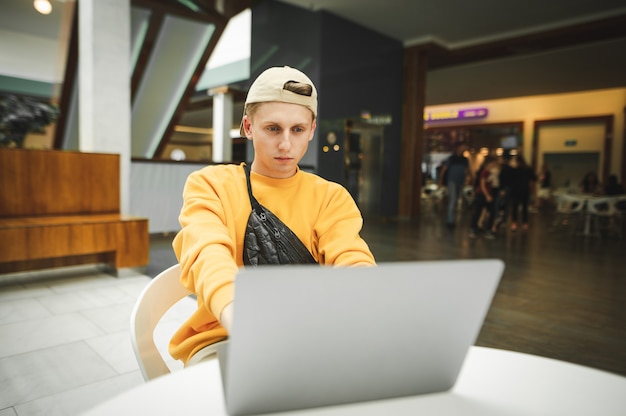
[{"x1": 0, "y1": 148, "x2": 149, "y2": 274}]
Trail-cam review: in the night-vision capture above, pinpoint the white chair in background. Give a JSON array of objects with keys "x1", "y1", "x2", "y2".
[
  {"x1": 552, "y1": 193, "x2": 585, "y2": 233},
  {"x1": 420, "y1": 183, "x2": 438, "y2": 197},
  {"x1": 615, "y1": 196, "x2": 626, "y2": 237},
  {"x1": 434, "y1": 185, "x2": 448, "y2": 201},
  {"x1": 432, "y1": 185, "x2": 448, "y2": 211},
  {"x1": 421, "y1": 183, "x2": 442, "y2": 211},
  {"x1": 585, "y1": 197, "x2": 617, "y2": 238},
  {"x1": 587, "y1": 196, "x2": 626, "y2": 239},
  {"x1": 130, "y1": 263, "x2": 192, "y2": 381},
  {"x1": 462, "y1": 185, "x2": 475, "y2": 208}
]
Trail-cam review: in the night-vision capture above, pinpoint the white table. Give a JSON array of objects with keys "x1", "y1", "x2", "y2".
[{"x1": 83, "y1": 347, "x2": 626, "y2": 415}]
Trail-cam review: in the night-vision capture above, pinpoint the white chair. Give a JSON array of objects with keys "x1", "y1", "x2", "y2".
[
  {"x1": 433, "y1": 185, "x2": 448, "y2": 201},
  {"x1": 463, "y1": 185, "x2": 475, "y2": 208},
  {"x1": 420, "y1": 183, "x2": 438, "y2": 199},
  {"x1": 587, "y1": 196, "x2": 624, "y2": 239},
  {"x1": 587, "y1": 198, "x2": 617, "y2": 235},
  {"x1": 421, "y1": 183, "x2": 441, "y2": 211},
  {"x1": 551, "y1": 193, "x2": 585, "y2": 233},
  {"x1": 130, "y1": 263, "x2": 192, "y2": 381},
  {"x1": 614, "y1": 195, "x2": 626, "y2": 237}
]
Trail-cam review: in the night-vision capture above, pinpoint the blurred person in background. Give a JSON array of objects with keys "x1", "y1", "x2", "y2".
[
  {"x1": 604, "y1": 174, "x2": 625, "y2": 195},
  {"x1": 533, "y1": 163, "x2": 553, "y2": 211},
  {"x1": 509, "y1": 155, "x2": 536, "y2": 231},
  {"x1": 580, "y1": 171, "x2": 602, "y2": 195},
  {"x1": 439, "y1": 142, "x2": 471, "y2": 227}
]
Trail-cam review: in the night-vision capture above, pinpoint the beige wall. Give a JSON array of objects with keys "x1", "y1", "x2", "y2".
[
  {"x1": 537, "y1": 124, "x2": 606, "y2": 173},
  {"x1": 425, "y1": 87, "x2": 626, "y2": 177}
]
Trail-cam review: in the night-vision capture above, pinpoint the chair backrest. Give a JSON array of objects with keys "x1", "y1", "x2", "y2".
[
  {"x1": 615, "y1": 196, "x2": 626, "y2": 214},
  {"x1": 130, "y1": 263, "x2": 191, "y2": 381},
  {"x1": 463, "y1": 185, "x2": 474, "y2": 203},
  {"x1": 586, "y1": 197, "x2": 617, "y2": 216},
  {"x1": 555, "y1": 194, "x2": 585, "y2": 214},
  {"x1": 434, "y1": 186, "x2": 448, "y2": 199},
  {"x1": 421, "y1": 183, "x2": 438, "y2": 198}
]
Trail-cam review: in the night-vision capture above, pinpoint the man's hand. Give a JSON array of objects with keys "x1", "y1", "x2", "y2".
[{"x1": 220, "y1": 303, "x2": 233, "y2": 333}]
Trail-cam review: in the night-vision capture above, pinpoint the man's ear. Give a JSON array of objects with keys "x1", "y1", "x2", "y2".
[
  {"x1": 242, "y1": 115, "x2": 252, "y2": 139},
  {"x1": 309, "y1": 119, "x2": 317, "y2": 142}
]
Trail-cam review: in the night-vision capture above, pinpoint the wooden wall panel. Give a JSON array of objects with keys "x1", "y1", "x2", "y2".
[
  {"x1": 0, "y1": 218, "x2": 149, "y2": 272},
  {"x1": 115, "y1": 218, "x2": 150, "y2": 268},
  {"x1": 0, "y1": 149, "x2": 149, "y2": 274},
  {"x1": 0, "y1": 148, "x2": 120, "y2": 217},
  {"x1": 0, "y1": 223, "x2": 116, "y2": 262}
]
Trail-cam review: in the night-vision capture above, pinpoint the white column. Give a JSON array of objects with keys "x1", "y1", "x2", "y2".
[
  {"x1": 79, "y1": 0, "x2": 131, "y2": 214},
  {"x1": 212, "y1": 90, "x2": 233, "y2": 163}
]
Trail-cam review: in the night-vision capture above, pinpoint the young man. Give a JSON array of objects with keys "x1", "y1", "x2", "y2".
[
  {"x1": 438, "y1": 142, "x2": 470, "y2": 227},
  {"x1": 169, "y1": 66, "x2": 376, "y2": 365}
]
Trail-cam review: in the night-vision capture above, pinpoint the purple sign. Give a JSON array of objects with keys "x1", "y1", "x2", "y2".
[{"x1": 424, "y1": 107, "x2": 488, "y2": 122}]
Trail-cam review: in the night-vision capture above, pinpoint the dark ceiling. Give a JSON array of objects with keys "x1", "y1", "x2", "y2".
[{"x1": 278, "y1": 0, "x2": 626, "y2": 105}]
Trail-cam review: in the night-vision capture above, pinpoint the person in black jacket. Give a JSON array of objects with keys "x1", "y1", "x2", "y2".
[
  {"x1": 604, "y1": 174, "x2": 625, "y2": 196},
  {"x1": 438, "y1": 142, "x2": 471, "y2": 227},
  {"x1": 509, "y1": 155, "x2": 536, "y2": 231}
]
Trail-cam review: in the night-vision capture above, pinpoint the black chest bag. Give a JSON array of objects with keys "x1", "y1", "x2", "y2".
[{"x1": 242, "y1": 164, "x2": 317, "y2": 266}]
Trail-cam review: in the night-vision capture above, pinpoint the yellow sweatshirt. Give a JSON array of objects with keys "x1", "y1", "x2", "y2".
[{"x1": 169, "y1": 163, "x2": 375, "y2": 363}]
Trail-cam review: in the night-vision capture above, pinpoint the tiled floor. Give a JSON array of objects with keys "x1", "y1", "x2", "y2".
[
  {"x1": 0, "y1": 265, "x2": 193, "y2": 416},
  {"x1": 1, "y1": 203, "x2": 625, "y2": 415}
]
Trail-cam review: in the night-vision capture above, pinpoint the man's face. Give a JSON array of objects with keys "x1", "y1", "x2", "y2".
[{"x1": 242, "y1": 101, "x2": 316, "y2": 179}]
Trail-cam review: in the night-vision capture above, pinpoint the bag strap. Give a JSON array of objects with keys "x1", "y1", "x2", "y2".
[
  {"x1": 242, "y1": 164, "x2": 317, "y2": 265},
  {"x1": 244, "y1": 164, "x2": 262, "y2": 212}
]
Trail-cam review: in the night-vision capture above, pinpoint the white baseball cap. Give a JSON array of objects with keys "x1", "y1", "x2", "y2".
[{"x1": 240, "y1": 66, "x2": 317, "y2": 135}]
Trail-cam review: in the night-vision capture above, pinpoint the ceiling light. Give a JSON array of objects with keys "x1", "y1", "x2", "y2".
[{"x1": 34, "y1": 0, "x2": 52, "y2": 15}]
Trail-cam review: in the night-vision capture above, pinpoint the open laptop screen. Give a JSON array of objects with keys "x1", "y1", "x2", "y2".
[{"x1": 219, "y1": 259, "x2": 504, "y2": 415}]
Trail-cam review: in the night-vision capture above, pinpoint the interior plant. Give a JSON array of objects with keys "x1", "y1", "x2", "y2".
[{"x1": 0, "y1": 94, "x2": 60, "y2": 148}]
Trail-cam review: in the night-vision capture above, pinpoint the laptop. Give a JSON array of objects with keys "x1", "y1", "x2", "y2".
[{"x1": 217, "y1": 259, "x2": 504, "y2": 415}]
